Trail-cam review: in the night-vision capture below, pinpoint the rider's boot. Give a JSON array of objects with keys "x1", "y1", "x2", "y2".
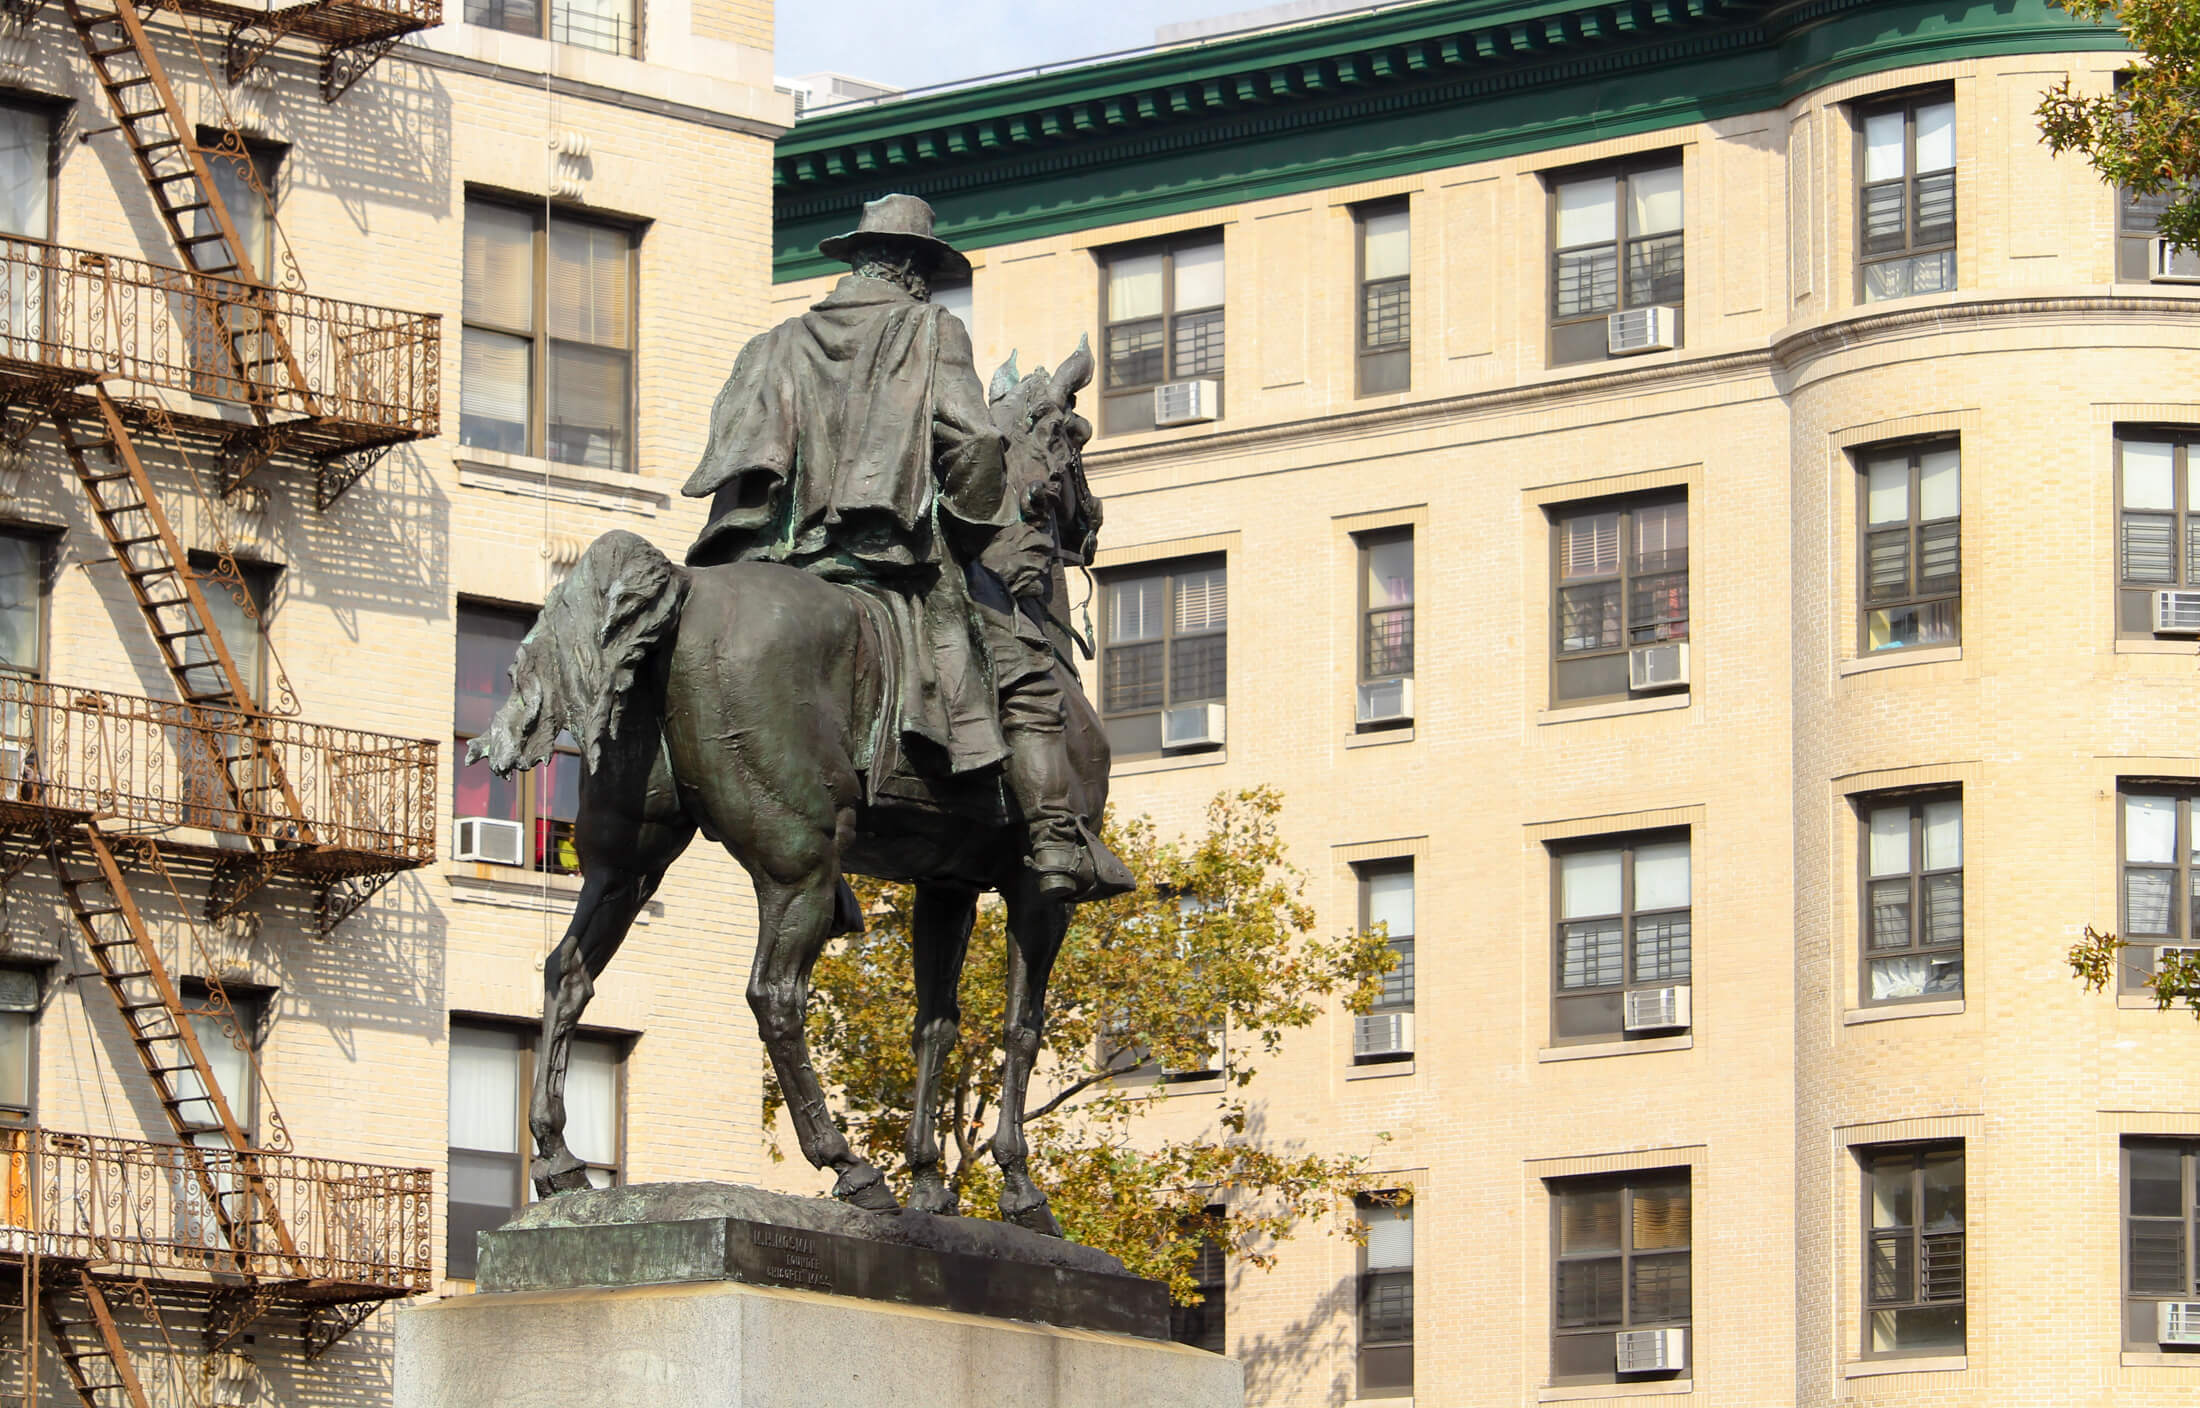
[{"x1": 1003, "y1": 718, "x2": 1087, "y2": 902}]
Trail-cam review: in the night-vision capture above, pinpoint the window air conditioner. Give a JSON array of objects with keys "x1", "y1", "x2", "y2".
[
  {"x1": 453, "y1": 816, "x2": 526, "y2": 866},
  {"x1": 1615, "y1": 1326, "x2": 1687, "y2": 1374},
  {"x1": 1152, "y1": 379, "x2": 1219, "y2": 428},
  {"x1": 1356, "y1": 677, "x2": 1414, "y2": 725},
  {"x1": 2160, "y1": 1300, "x2": 2200, "y2": 1345},
  {"x1": 1606, "y1": 306, "x2": 1678, "y2": 356},
  {"x1": 2155, "y1": 590, "x2": 2200, "y2": 635},
  {"x1": 1353, "y1": 1011, "x2": 1413, "y2": 1059},
  {"x1": 2154, "y1": 237, "x2": 2200, "y2": 283},
  {"x1": 1623, "y1": 985, "x2": 1690, "y2": 1033},
  {"x1": 1629, "y1": 641, "x2": 1689, "y2": 692},
  {"x1": 1162, "y1": 701, "x2": 1225, "y2": 750},
  {"x1": 2155, "y1": 945, "x2": 2200, "y2": 974}
]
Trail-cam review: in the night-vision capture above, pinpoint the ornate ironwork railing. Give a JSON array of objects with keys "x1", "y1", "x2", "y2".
[
  {"x1": 0, "y1": 1127, "x2": 433, "y2": 1294},
  {"x1": 0, "y1": 235, "x2": 439, "y2": 443},
  {"x1": 0, "y1": 676, "x2": 438, "y2": 870}
]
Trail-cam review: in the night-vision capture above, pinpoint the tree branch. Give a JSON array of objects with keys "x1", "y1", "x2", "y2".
[{"x1": 1026, "y1": 1053, "x2": 1138, "y2": 1124}]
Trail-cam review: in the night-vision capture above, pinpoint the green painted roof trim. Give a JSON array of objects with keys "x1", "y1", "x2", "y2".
[{"x1": 773, "y1": 0, "x2": 2123, "y2": 282}]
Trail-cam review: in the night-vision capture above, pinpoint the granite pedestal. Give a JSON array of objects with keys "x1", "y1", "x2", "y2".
[{"x1": 396, "y1": 1183, "x2": 1243, "y2": 1408}]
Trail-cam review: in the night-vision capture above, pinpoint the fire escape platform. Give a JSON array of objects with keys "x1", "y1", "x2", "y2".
[{"x1": 172, "y1": 0, "x2": 440, "y2": 48}]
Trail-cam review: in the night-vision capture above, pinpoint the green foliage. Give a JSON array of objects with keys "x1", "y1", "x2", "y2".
[
  {"x1": 765, "y1": 787, "x2": 1401, "y2": 1304},
  {"x1": 2068, "y1": 922, "x2": 2200, "y2": 1016},
  {"x1": 2038, "y1": 0, "x2": 2200, "y2": 248}
]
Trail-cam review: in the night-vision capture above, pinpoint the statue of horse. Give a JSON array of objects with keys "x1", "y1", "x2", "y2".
[{"x1": 467, "y1": 341, "x2": 1112, "y2": 1234}]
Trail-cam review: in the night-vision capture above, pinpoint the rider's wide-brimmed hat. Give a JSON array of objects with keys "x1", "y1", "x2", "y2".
[{"x1": 817, "y1": 194, "x2": 972, "y2": 279}]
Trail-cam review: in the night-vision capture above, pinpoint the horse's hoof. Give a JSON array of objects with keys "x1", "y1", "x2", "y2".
[
  {"x1": 531, "y1": 1153, "x2": 592, "y2": 1198},
  {"x1": 907, "y1": 1175, "x2": 958, "y2": 1217},
  {"x1": 1000, "y1": 1192, "x2": 1063, "y2": 1238},
  {"x1": 833, "y1": 1164, "x2": 901, "y2": 1213}
]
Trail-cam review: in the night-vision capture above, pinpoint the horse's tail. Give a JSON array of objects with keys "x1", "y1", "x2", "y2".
[{"x1": 467, "y1": 529, "x2": 690, "y2": 777}]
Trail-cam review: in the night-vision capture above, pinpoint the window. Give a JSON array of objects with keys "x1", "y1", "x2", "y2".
[
  {"x1": 1859, "y1": 793, "x2": 1962, "y2": 1004},
  {"x1": 1356, "y1": 201, "x2": 1410, "y2": 393},
  {"x1": 0, "y1": 529, "x2": 45, "y2": 678},
  {"x1": 931, "y1": 277, "x2": 973, "y2": 347},
  {"x1": 178, "y1": 557, "x2": 277, "y2": 830},
  {"x1": 191, "y1": 138, "x2": 284, "y2": 399},
  {"x1": 1858, "y1": 441, "x2": 1960, "y2": 652},
  {"x1": 1358, "y1": 529, "x2": 1413, "y2": 712},
  {"x1": 454, "y1": 603, "x2": 579, "y2": 873},
  {"x1": 196, "y1": 132, "x2": 280, "y2": 278},
  {"x1": 1354, "y1": 862, "x2": 1414, "y2": 1064},
  {"x1": 2118, "y1": 785, "x2": 2200, "y2": 992},
  {"x1": 1099, "y1": 234, "x2": 1223, "y2": 435},
  {"x1": 1549, "y1": 160, "x2": 1683, "y2": 365},
  {"x1": 176, "y1": 979, "x2": 265, "y2": 1145},
  {"x1": 186, "y1": 553, "x2": 276, "y2": 706},
  {"x1": 464, "y1": 0, "x2": 634, "y2": 55},
  {"x1": 462, "y1": 200, "x2": 636, "y2": 471},
  {"x1": 2116, "y1": 432, "x2": 2200, "y2": 634},
  {"x1": 1551, "y1": 495, "x2": 1688, "y2": 703},
  {"x1": 0, "y1": 103, "x2": 52, "y2": 357},
  {"x1": 2124, "y1": 1138, "x2": 2200, "y2": 1348},
  {"x1": 1357, "y1": 1197, "x2": 1412, "y2": 1397},
  {"x1": 0, "y1": 968, "x2": 38, "y2": 1123},
  {"x1": 1857, "y1": 92, "x2": 1956, "y2": 302},
  {"x1": 1550, "y1": 1169, "x2": 1690, "y2": 1384},
  {"x1": 1551, "y1": 832, "x2": 1690, "y2": 1044},
  {"x1": 1097, "y1": 558, "x2": 1224, "y2": 759},
  {"x1": 1860, "y1": 1143, "x2": 1964, "y2": 1357},
  {"x1": 1170, "y1": 1212, "x2": 1227, "y2": 1353},
  {"x1": 447, "y1": 1019, "x2": 621, "y2": 1278}
]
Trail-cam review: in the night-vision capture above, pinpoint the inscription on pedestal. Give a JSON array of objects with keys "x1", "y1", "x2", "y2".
[{"x1": 748, "y1": 1224, "x2": 832, "y2": 1290}]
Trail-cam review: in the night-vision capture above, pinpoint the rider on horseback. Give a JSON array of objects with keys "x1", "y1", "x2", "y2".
[{"x1": 682, "y1": 194, "x2": 1102, "y2": 903}]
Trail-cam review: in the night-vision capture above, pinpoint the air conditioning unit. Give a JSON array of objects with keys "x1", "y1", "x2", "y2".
[
  {"x1": 1607, "y1": 306, "x2": 1678, "y2": 356},
  {"x1": 1629, "y1": 641, "x2": 1689, "y2": 692},
  {"x1": 1623, "y1": 985, "x2": 1691, "y2": 1033},
  {"x1": 2155, "y1": 590, "x2": 2200, "y2": 635},
  {"x1": 1353, "y1": 1011, "x2": 1414, "y2": 1059},
  {"x1": 1616, "y1": 1326, "x2": 1687, "y2": 1374},
  {"x1": 1356, "y1": 677, "x2": 1413, "y2": 725},
  {"x1": 2155, "y1": 945, "x2": 2200, "y2": 974},
  {"x1": 2159, "y1": 1300, "x2": 2200, "y2": 1345},
  {"x1": 453, "y1": 816, "x2": 526, "y2": 866},
  {"x1": 1152, "y1": 379, "x2": 1219, "y2": 428},
  {"x1": 2154, "y1": 237, "x2": 2200, "y2": 283},
  {"x1": 1162, "y1": 701, "x2": 1225, "y2": 750}
]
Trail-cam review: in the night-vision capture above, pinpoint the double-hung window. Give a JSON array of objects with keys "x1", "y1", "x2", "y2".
[
  {"x1": 0, "y1": 968, "x2": 37, "y2": 1124},
  {"x1": 1861, "y1": 1143, "x2": 1965, "y2": 1357},
  {"x1": 0, "y1": 529, "x2": 43, "y2": 679},
  {"x1": 454, "y1": 603, "x2": 580, "y2": 873},
  {"x1": 1357, "y1": 1197, "x2": 1412, "y2": 1397},
  {"x1": 2124, "y1": 1138, "x2": 2200, "y2": 1348},
  {"x1": 1551, "y1": 833, "x2": 1691, "y2": 1044},
  {"x1": 2116, "y1": 432, "x2": 2200, "y2": 635},
  {"x1": 1356, "y1": 201, "x2": 1410, "y2": 394},
  {"x1": 2119, "y1": 785, "x2": 2200, "y2": 992},
  {"x1": 1099, "y1": 235, "x2": 1223, "y2": 435},
  {"x1": 465, "y1": 0, "x2": 635, "y2": 55},
  {"x1": 1859, "y1": 793, "x2": 1963, "y2": 1004},
  {"x1": 1354, "y1": 862, "x2": 1414, "y2": 1064},
  {"x1": 1552, "y1": 496, "x2": 1688, "y2": 703},
  {"x1": 463, "y1": 199, "x2": 636, "y2": 471},
  {"x1": 1358, "y1": 530, "x2": 1413, "y2": 725},
  {"x1": 0, "y1": 102, "x2": 50, "y2": 358},
  {"x1": 1550, "y1": 1170, "x2": 1691, "y2": 1384},
  {"x1": 1097, "y1": 558, "x2": 1225, "y2": 759},
  {"x1": 1169, "y1": 1213, "x2": 1228, "y2": 1353},
  {"x1": 1858, "y1": 93, "x2": 1956, "y2": 302},
  {"x1": 1858, "y1": 441, "x2": 1960, "y2": 652},
  {"x1": 1550, "y1": 161, "x2": 1683, "y2": 365}
]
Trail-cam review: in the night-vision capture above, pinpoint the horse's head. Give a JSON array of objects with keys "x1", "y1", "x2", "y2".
[{"x1": 988, "y1": 336, "x2": 1101, "y2": 565}]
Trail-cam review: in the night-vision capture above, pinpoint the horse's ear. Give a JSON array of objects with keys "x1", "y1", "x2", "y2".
[
  {"x1": 987, "y1": 351, "x2": 1021, "y2": 404},
  {"x1": 1051, "y1": 335, "x2": 1093, "y2": 404}
]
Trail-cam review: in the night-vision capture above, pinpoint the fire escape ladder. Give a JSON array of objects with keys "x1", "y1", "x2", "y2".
[
  {"x1": 48, "y1": 823, "x2": 306, "y2": 1277},
  {"x1": 56, "y1": 0, "x2": 319, "y2": 419},
  {"x1": 49, "y1": 389, "x2": 316, "y2": 847},
  {"x1": 38, "y1": 1273, "x2": 150, "y2": 1408}
]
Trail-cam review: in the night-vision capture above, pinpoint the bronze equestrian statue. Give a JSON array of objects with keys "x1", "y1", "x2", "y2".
[{"x1": 469, "y1": 195, "x2": 1130, "y2": 1234}]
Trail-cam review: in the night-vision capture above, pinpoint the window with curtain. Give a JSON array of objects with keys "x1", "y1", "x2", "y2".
[
  {"x1": 1358, "y1": 1196, "x2": 1413, "y2": 1397},
  {"x1": 1551, "y1": 494, "x2": 1688, "y2": 703},
  {"x1": 1551, "y1": 832, "x2": 1691, "y2": 1044},
  {"x1": 1859, "y1": 793, "x2": 1963, "y2": 1004},
  {"x1": 1099, "y1": 234, "x2": 1224, "y2": 435},
  {"x1": 0, "y1": 104, "x2": 50, "y2": 361},
  {"x1": 1550, "y1": 1169, "x2": 1691, "y2": 1384},
  {"x1": 447, "y1": 1019, "x2": 622, "y2": 1278},
  {"x1": 1356, "y1": 201, "x2": 1410, "y2": 394},
  {"x1": 464, "y1": 0, "x2": 635, "y2": 55},
  {"x1": 2124, "y1": 1138, "x2": 2200, "y2": 1348},
  {"x1": 1858, "y1": 441, "x2": 1960, "y2": 652},
  {"x1": 1169, "y1": 1210, "x2": 1228, "y2": 1353},
  {"x1": 2116, "y1": 431, "x2": 2200, "y2": 635},
  {"x1": 463, "y1": 200, "x2": 635, "y2": 471},
  {"x1": 1858, "y1": 92, "x2": 1956, "y2": 302},
  {"x1": 1355, "y1": 862, "x2": 1414, "y2": 1064},
  {"x1": 1096, "y1": 557, "x2": 1225, "y2": 760},
  {"x1": 0, "y1": 968, "x2": 38, "y2": 1124},
  {"x1": 454, "y1": 603, "x2": 580, "y2": 874},
  {"x1": 1549, "y1": 160, "x2": 1683, "y2": 365},
  {"x1": 1861, "y1": 1143, "x2": 1965, "y2": 1357},
  {"x1": 2119, "y1": 785, "x2": 2200, "y2": 993},
  {"x1": 1359, "y1": 530, "x2": 1414, "y2": 689}
]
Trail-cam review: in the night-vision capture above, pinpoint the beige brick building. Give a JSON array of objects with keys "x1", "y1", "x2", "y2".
[{"x1": 766, "y1": 0, "x2": 2200, "y2": 1404}]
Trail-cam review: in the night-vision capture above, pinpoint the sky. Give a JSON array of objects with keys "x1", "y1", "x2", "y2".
[{"x1": 775, "y1": 0, "x2": 1286, "y2": 92}]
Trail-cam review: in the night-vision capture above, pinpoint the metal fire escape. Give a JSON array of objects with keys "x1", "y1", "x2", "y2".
[{"x1": 0, "y1": 0, "x2": 445, "y2": 1398}]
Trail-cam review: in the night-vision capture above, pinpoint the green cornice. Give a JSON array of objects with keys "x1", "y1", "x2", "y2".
[{"x1": 772, "y1": 0, "x2": 2125, "y2": 282}]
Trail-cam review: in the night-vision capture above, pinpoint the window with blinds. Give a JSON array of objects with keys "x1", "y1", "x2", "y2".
[
  {"x1": 1355, "y1": 862, "x2": 1414, "y2": 1064},
  {"x1": 2118, "y1": 785, "x2": 2200, "y2": 993},
  {"x1": 2124, "y1": 1139, "x2": 2200, "y2": 1347},
  {"x1": 2116, "y1": 432, "x2": 2200, "y2": 634},
  {"x1": 1097, "y1": 557, "x2": 1226, "y2": 759},
  {"x1": 1861, "y1": 1144, "x2": 1964, "y2": 1357},
  {"x1": 1359, "y1": 529, "x2": 1414, "y2": 688},
  {"x1": 1169, "y1": 1212, "x2": 1228, "y2": 1354},
  {"x1": 1857, "y1": 92, "x2": 1956, "y2": 302},
  {"x1": 1858, "y1": 793, "x2": 1962, "y2": 1005},
  {"x1": 1099, "y1": 234, "x2": 1224, "y2": 435},
  {"x1": 1548, "y1": 159, "x2": 1683, "y2": 365},
  {"x1": 1358, "y1": 1197, "x2": 1413, "y2": 1397},
  {"x1": 462, "y1": 199, "x2": 635, "y2": 471},
  {"x1": 1549, "y1": 1169, "x2": 1690, "y2": 1384},
  {"x1": 1857, "y1": 441, "x2": 1959, "y2": 653},
  {"x1": 1551, "y1": 494, "x2": 1688, "y2": 704},
  {"x1": 1551, "y1": 833, "x2": 1691, "y2": 1043},
  {"x1": 1356, "y1": 200, "x2": 1410, "y2": 394}
]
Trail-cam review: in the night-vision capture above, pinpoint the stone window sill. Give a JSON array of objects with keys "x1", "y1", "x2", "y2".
[
  {"x1": 444, "y1": 867, "x2": 665, "y2": 922},
  {"x1": 1346, "y1": 1058, "x2": 1415, "y2": 1081},
  {"x1": 1112, "y1": 749, "x2": 1228, "y2": 777},
  {"x1": 2120, "y1": 992, "x2": 2177, "y2": 1011},
  {"x1": 2121, "y1": 1350, "x2": 2200, "y2": 1366},
  {"x1": 2115, "y1": 637, "x2": 2200, "y2": 655},
  {"x1": 1843, "y1": 1354, "x2": 1965, "y2": 1377},
  {"x1": 1843, "y1": 998, "x2": 1964, "y2": 1025},
  {"x1": 1838, "y1": 645, "x2": 1961, "y2": 676},
  {"x1": 1347, "y1": 724, "x2": 1415, "y2": 748},
  {"x1": 455, "y1": 448, "x2": 669, "y2": 517},
  {"x1": 1537, "y1": 1380, "x2": 1692, "y2": 1401},
  {"x1": 1538, "y1": 692, "x2": 1690, "y2": 726},
  {"x1": 1538, "y1": 1033, "x2": 1692, "y2": 1062}
]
